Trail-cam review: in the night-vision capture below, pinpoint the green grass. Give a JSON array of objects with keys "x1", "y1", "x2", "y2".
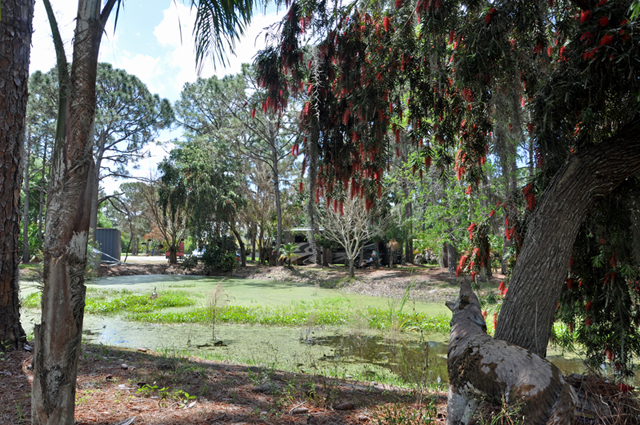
[
  {"x1": 125, "y1": 297, "x2": 450, "y2": 333},
  {"x1": 22, "y1": 290, "x2": 195, "y2": 314}
]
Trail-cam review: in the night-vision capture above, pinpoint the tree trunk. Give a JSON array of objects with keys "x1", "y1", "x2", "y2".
[
  {"x1": 496, "y1": 117, "x2": 640, "y2": 357},
  {"x1": 22, "y1": 136, "x2": 31, "y2": 264},
  {"x1": 0, "y1": 0, "x2": 33, "y2": 350},
  {"x1": 231, "y1": 226, "x2": 246, "y2": 267},
  {"x1": 32, "y1": 1, "x2": 115, "y2": 423},
  {"x1": 389, "y1": 250, "x2": 394, "y2": 269},
  {"x1": 323, "y1": 247, "x2": 330, "y2": 266},
  {"x1": 271, "y1": 137, "x2": 283, "y2": 264},
  {"x1": 306, "y1": 110, "x2": 321, "y2": 264},
  {"x1": 447, "y1": 243, "x2": 458, "y2": 275},
  {"x1": 37, "y1": 136, "x2": 48, "y2": 244},
  {"x1": 439, "y1": 242, "x2": 448, "y2": 268},
  {"x1": 348, "y1": 257, "x2": 355, "y2": 278},
  {"x1": 88, "y1": 150, "x2": 103, "y2": 237}
]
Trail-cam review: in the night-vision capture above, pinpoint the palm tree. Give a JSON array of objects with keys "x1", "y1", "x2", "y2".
[{"x1": 32, "y1": 1, "x2": 263, "y2": 423}]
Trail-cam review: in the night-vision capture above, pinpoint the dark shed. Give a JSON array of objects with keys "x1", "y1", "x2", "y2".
[{"x1": 95, "y1": 228, "x2": 121, "y2": 263}]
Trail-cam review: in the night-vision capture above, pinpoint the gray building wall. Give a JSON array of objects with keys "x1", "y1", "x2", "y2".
[{"x1": 96, "y1": 228, "x2": 121, "y2": 263}]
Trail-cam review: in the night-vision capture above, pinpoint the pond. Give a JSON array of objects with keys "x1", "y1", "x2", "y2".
[{"x1": 19, "y1": 275, "x2": 639, "y2": 388}]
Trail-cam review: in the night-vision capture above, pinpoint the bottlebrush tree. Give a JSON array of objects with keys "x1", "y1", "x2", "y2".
[{"x1": 256, "y1": 0, "x2": 640, "y2": 375}]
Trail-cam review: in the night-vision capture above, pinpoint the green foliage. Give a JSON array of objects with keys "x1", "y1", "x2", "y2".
[
  {"x1": 372, "y1": 399, "x2": 438, "y2": 425},
  {"x1": 201, "y1": 234, "x2": 238, "y2": 272},
  {"x1": 22, "y1": 290, "x2": 195, "y2": 314},
  {"x1": 279, "y1": 242, "x2": 299, "y2": 266}
]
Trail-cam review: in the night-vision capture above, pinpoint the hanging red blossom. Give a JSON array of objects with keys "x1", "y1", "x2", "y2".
[
  {"x1": 383, "y1": 16, "x2": 390, "y2": 32},
  {"x1": 580, "y1": 10, "x2": 592, "y2": 24},
  {"x1": 485, "y1": 8, "x2": 497, "y2": 24},
  {"x1": 298, "y1": 182, "x2": 303, "y2": 194},
  {"x1": 585, "y1": 301, "x2": 593, "y2": 311},
  {"x1": 599, "y1": 16, "x2": 609, "y2": 27},
  {"x1": 599, "y1": 34, "x2": 613, "y2": 46}
]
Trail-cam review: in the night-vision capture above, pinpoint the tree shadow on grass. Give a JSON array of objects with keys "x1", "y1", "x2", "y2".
[{"x1": 5, "y1": 342, "x2": 446, "y2": 425}]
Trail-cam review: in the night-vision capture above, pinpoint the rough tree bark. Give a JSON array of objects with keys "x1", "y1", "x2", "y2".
[
  {"x1": 0, "y1": 0, "x2": 34, "y2": 350},
  {"x1": 32, "y1": 1, "x2": 117, "y2": 423},
  {"x1": 496, "y1": 117, "x2": 640, "y2": 357},
  {"x1": 22, "y1": 134, "x2": 32, "y2": 263}
]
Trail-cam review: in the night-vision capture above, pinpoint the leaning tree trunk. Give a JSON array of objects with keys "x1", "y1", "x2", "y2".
[
  {"x1": 231, "y1": 225, "x2": 246, "y2": 267},
  {"x1": 0, "y1": 0, "x2": 33, "y2": 350},
  {"x1": 32, "y1": 1, "x2": 116, "y2": 424},
  {"x1": 496, "y1": 117, "x2": 640, "y2": 357},
  {"x1": 271, "y1": 134, "x2": 283, "y2": 263}
]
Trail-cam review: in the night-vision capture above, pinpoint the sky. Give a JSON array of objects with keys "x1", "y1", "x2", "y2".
[{"x1": 30, "y1": 0, "x2": 285, "y2": 193}]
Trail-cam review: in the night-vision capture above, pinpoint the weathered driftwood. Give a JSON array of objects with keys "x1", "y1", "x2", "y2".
[{"x1": 445, "y1": 281, "x2": 576, "y2": 425}]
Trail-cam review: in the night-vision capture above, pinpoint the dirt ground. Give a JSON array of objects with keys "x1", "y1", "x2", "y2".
[{"x1": 1, "y1": 343, "x2": 447, "y2": 425}]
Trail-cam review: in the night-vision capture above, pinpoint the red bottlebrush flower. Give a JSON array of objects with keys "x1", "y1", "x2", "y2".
[
  {"x1": 597, "y1": 0, "x2": 607, "y2": 6},
  {"x1": 383, "y1": 16, "x2": 390, "y2": 32},
  {"x1": 600, "y1": 238, "x2": 605, "y2": 244},
  {"x1": 482, "y1": 310, "x2": 487, "y2": 319},
  {"x1": 567, "y1": 278, "x2": 574, "y2": 290},
  {"x1": 580, "y1": 31, "x2": 593, "y2": 43},
  {"x1": 508, "y1": 123, "x2": 513, "y2": 132},
  {"x1": 621, "y1": 19, "x2": 628, "y2": 26},
  {"x1": 485, "y1": 8, "x2": 497, "y2": 24},
  {"x1": 527, "y1": 123, "x2": 535, "y2": 134},
  {"x1": 599, "y1": 34, "x2": 613, "y2": 46},
  {"x1": 585, "y1": 301, "x2": 592, "y2": 311},
  {"x1": 467, "y1": 222, "x2": 477, "y2": 233},
  {"x1": 456, "y1": 266, "x2": 462, "y2": 277},
  {"x1": 469, "y1": 261, "x2": 475, "y2": 269},
  {"x1": 606, "y1": 350, "x2": 614, "y2": 362},
  {"x1": 548, "y1": 46, "x2": 553, "y2": 56},
  {"x1": 465, "y1": 186, "x2": 472, "y2": 195},
  {"x1": 489, "y1": 210, "x2": 495, "y2": 217},
  {"x1": 493, "y1": 313, "x2": 498, "y2": 330},
  {"x1": 342, "y1": 109, "x2": 351, "y2": 125},
  {"x1": 395, "y1": 0, "x2": 402, "y2": 8},
  {"x1": 291, "y1": 144, "x2": 298, "y2": 157},
  {"x1": 298, "y1": 182, "x2": 304, "y2": 194},
  {"x1": 412, "y1": 165, "x2": 417, "y2": 175},
  {"x1": 548, "y1": 0, "x2": 554, "y2": 6},
  {"x1": 424, "y1": 156, "x2": 431, "y2": 167},
  {"x1": 526, "y1": 193, "x2": 536, "y2": 211},
  {"x1": 599, "y1": 16, "x2": 609, "y2": 27},
  {"x1": 498, "y1": 281, "x2": 505, "y2": 292},
  {"x1": 585, "y1": 316, "x2": 592, "y2": 327},
  {"x1": 471, "y1": 271, "x2": 477, "y2": 281},
  {"x1": 419, "y1": 169, "x2": 423, "y2": 179},
  {"x1": 534, "y1": 42, "x2": 543, "y2": 54},
  {"x1": 352, "y1": 131, "x2": 359, "y2": 142},
  {"x1": 580, "y1": 10, "x2": 591, "y2": 24},
  {"x1": 618, "y1": 383, "x2": 634, "y2": 392},
  {"x1": 615, "y1": 362, "x2": 621, "y2": 371},
  {"x1": 251, "y1": 108, "x2": 257, "y2": 118},
  {"x1": 568, "y1": 322, "x2": 574, "y2": 333}
]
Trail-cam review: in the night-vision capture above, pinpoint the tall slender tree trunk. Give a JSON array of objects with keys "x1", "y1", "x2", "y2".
[
  {"x1": 496, "y1": 117, "x2": 640, "y2": 357},
  {"x1": 306, "y1": 110, "x2": 321, "y2": 264},
  {"x1": 37, "y1": 137, "x2": 48, "y2": 244},
  {"x1": 271, "y1": 137, "x2": 282, "y2": 262},
  {"x1": 89, "y1": 151, "x2": 103, "y2": 237},
  {"x1": 0, "y1": 0, "x2": 33, "y2": 350},
  {"x1": 22, "y1": 136, "x2": 32, "y2": 263},
  {"x1": 32, "y1": 1, "x2": 116, "y2": 423}
]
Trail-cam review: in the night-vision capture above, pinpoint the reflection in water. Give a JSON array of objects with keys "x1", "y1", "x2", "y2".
[
  {"x1": 310, "y1": 335, "x2": 448, "y2": 385},
  {"x1": 309, "y1": 334, "x2": 640, "y2": 387}
]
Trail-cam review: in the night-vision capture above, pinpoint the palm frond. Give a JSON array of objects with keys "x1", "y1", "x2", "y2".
[{"x1": 191, "y1": 0, "x2": 259, "y2": 71}]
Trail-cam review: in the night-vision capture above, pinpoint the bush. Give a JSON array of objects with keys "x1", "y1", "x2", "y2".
[{"x1": 201, "y1": 234, "x2": 237, "y2": 272}]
